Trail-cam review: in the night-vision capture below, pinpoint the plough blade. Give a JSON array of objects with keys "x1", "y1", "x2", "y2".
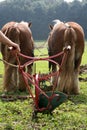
[{"x1": 38, "y1": 91, "x2": 67, "y2": 112}]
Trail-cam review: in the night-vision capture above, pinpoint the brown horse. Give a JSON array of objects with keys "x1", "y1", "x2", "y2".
[
  {"x1": 48, "y1": 20, "x2": 85, "y2": 95},
  {"x1": 1, "y1": 21, "x2": 34, "y2": 92}
]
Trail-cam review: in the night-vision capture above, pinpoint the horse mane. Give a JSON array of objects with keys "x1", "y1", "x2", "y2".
[
  {"x1": 53, "y1": 19, "x2": 62, "y2": 24},
  {"x1": 53, "y1": 19, "x2": 64, "y2": 28},
  {"x1": 20, "y1": 21, "x2": 32, "y2": 28},
  {"x1": 20, "y1": 21, "x2": 28, "y2": 25}
]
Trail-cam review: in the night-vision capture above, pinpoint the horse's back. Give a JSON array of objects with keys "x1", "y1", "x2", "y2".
[
  {"x1": 1, "y1": 22, "x2": 16, "y2": 32},
  {"x1": 1, "y1": 21, "x2": 34, "y2": 57},
  {"x1": 48, "y1": 21, "x2": 85, "y2": 63},
  {"x1": 48, "y1": 21, "x2": 85, "y2": 94}
]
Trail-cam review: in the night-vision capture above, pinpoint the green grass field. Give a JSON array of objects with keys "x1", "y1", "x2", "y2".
[{"x1": 0, "y1": 41, "x2": 87, "y2": 130}]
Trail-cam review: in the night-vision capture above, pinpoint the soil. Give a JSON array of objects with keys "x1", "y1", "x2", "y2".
[{"x1": 79, "y1": 64, "x2": 87, "y2": 82}]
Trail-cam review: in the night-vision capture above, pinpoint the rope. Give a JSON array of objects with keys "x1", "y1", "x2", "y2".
[
  {"x1": 0, "y1": 45, "x2": 70, "y2": 68},
  {"x1": 0, "y1": 58, "x2": 18, "y2": 68},
  {"x1": 34, "y1": 40, "x2": 48, "y2": 57},
  {"x1": 34, "y1": 40, "x2": 48, "y2": 49}
]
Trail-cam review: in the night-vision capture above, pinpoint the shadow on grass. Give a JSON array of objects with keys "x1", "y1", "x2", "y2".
[
  {"x1": 68, "y1": 93, "x2": 87, "y2": 105},
  {"x1": 0, "y1": 90, "x2": 31, "y2": 102}
]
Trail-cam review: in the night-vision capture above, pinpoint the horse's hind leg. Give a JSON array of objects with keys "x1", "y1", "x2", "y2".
[
  {"x1": 18, "y1": 64, "x2": 33, "y2": 91},
  {"x1": 51, "y1": 64, "x2": 58, "y2": 89},
  {"x1": 27, "y1": 64, "x2": 33, "y2": 86},
  {"x1": 3, "y1": 65, "x2": 16, "y2": 92},
  {"x1": 72, "y1": 56, "x2": 82, "y2": 94},
  {"x1": 72, "y1": 70, "x2": 79, "y2": 94},
  {"x1": 13, "y1": 67, "x2": 18, "y2": 91},
  {"x1": 18, "y1": 67, "x2": 27, "y2": 91}
]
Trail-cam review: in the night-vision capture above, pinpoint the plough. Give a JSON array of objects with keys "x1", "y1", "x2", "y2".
[{"x1": 11, "y1": 46, "x2": 71, "y2": 117}]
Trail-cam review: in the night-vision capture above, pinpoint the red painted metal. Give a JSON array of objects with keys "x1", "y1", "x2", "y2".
[{"x1": 13, "y1": 46, "x2": 70, "y2": 112}]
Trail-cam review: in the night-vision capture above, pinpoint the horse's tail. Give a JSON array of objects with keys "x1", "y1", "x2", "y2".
[
  {"x1": 58, "y1": 25, "x2": 77, "y2": 94},
  {"x1": 64, "y1": 24, "x2": 77, "y2": 47},
  {"x1": 64, "y1": 24, "x2": 77, "y2": 67}
]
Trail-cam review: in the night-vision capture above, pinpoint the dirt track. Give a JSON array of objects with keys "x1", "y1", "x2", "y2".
[{"x1": 79, "y1": 64, "x2": 87, "y2": 82}]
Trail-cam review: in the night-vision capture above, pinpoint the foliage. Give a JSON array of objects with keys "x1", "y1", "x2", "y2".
[
  {"x1": 0, "y1": 0, "x2": 87, "y2": 40},
  {"x1": 0, "y1": 41, "x2": 87, "y2": 129}
]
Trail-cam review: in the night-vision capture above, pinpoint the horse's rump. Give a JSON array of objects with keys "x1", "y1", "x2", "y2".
[
  {"x1": 1, "y1": 21, "x2": 34, "y2": 92},
  {"x1": 48, "y1": 21, "x2": 85, "y2": 94}
]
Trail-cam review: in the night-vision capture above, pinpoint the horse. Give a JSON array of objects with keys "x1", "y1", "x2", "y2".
[
  {"x1": 1, "y1": 21, "x2": 34, "y2": 92},
  {"x1": 48, "y1": 20, "x2": 85, "y2": 95}
]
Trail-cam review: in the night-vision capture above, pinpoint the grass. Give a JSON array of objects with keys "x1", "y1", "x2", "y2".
[
  {"x1": 0, "y1": 41, "x2": 87, "y2": 130},
  {"x1": 34, "y1": 46, "x2": 49, "y2": 73}
]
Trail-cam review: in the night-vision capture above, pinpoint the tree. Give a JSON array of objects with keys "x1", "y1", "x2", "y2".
[{"x1": 0, "y1": 0, "x2": 87, "y2": 40}]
